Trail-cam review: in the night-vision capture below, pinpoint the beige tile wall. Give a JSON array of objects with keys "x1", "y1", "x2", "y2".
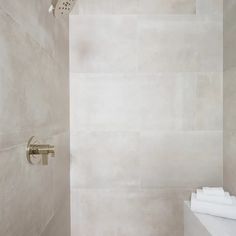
[
  {"x1": 0, "y1": 1, "x2": 70, "y2": 235},
  {"x1": 72, "y1": 0, "x2": 196, "y2": 15},
  {"x1": 223, "y1": 0, "x2": 236, "y2": 195},
  {"x1": 70, "y1": 0, "x2": 223, "y2": 235},
  {"x1": 71, "y1": 188, "x2": 192, "y2": 236}
]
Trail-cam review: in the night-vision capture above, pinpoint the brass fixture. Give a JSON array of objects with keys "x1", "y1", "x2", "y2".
[
  {"x1": 48, "y1": 0, "x2": 77, "y2": 17},
  {"x1": 26, "y1": 136, "x2": 55, "y2": 166}
]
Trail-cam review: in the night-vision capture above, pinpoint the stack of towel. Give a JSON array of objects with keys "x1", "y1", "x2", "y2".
[{"x1": 191, "y1": 187, "x2": 236, "y2": 220}]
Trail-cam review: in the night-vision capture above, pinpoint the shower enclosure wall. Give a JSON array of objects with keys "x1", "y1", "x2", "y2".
[
  {"x1": 1, "y1": 0, "x2": 235, "y2": 236},
  {"x1": 223, "y1": 0, "x2": 236, "y2": 196},
  {"x1": 70, "y1": 0, "x2": 223, "y2": 235},
  {"x1": 0, "y1": 1, "x2": 70, "y2": 235}
]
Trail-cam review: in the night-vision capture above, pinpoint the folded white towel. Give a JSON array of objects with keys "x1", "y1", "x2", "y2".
[
  {"x1": 197, "y1": 189, "x2": 233, "y2": 205},
  {"x1": 191, "y1": 193, "x2": 236, "y2": 220},
  {"x1": 202, "y1": 187, "x2": 225, "y2": 196}
]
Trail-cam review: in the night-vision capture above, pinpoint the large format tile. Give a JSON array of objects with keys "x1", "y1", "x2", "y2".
[
  {"x1": 70, "y1": 73, "x2": 222, "y2": 132},
  {"x1": 0, "y1": 9, "x2": 69, "y2": 149},
  {"x1": 69, "y1": 2, "x2": 223, "y2": 236},
  {"x1": 0, "y1": 0, "x2": 69, "y2": 65},
  {"x1": 197, "y1": 0, "x2": 223, "y2": 19},
  {"x1": 0, "y1": 0, "x2": 69, "y2": 235},
  {"x1": 224, "y1": 27, "x2": 236, "y2": 71},
  {"x1": 70, "y1": 12, "x2": 222, "y2": 74},
  {"x1": 71, "y1": 0, "x2": 112, "y2": 15},
  {"x1": 70, "y1": 131, "x2": 140, "y2": 188},
  {"x1": 224, "y1": 0, "x2": 236, "y2": 30},
  {"x1": 182, "y1": 73, "x2": 222, "y2": 130},
  {"x1": 138, "y1": 0, "x2": 196, "y2": 15},
  {"x1": 112, "y1": 0, "x2": 139, "y2": 14},
  {"x1": 70, "y1": 15, "x2": 137, "y2": 73},
  {"x1": 139, "y1": 131, "x2": 223, "y2": 188},
  {"x1": 0, "y1": 144, "x2": 53, "y2": 236},
  {"x1": 223, "y1": 68, "x2": 236, "y2": 131},
  {"x1": 137, "y1": 16, "x2": 222, "y2": 73},
  {"x1": 70, "y1": 73, "x2": 179, "y2": 131},
  {"x1": 223, "y1": 0, "x2": 236, "y2": 197},
  {"x1": 224, "y1": 131, "x2": 236, "y2": 195},
  {"x1": 223, "y1": 0, "x2": 236, "y2": 30},
  {"x1": 71, "y1": 188, "x2": 192, "y2": 236},
  {"x1": 224, "y1": 0, "x2": 236, "y2": 70},
  {"x1": 51, "y1": 133, "x2": 70, "y2": 211},
  {"x1": 0, "y1": 133, "x2": 70, "y2": 236},
  {"x1": 70, "y1": 130, "x2": 222, "y2": 189},
  {"x1": 41, "y1": 195, "x2": 70, "y2": 236},
  {"x1": 72, "y1": 0, "x2": 196, "y2": 15}
]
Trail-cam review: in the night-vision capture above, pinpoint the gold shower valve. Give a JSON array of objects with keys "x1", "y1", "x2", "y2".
[{"x1": 26, "y1": 136, "x2": 55, "y2": 166}]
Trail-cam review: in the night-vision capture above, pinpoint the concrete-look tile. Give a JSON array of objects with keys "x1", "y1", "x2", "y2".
[
  {"x1": 223, "y1": 0, "x2": 236, "y2": 28},
  {"x1": 137, "y1": 16, "x2": 222, "y2": 73},
  {"x1": 182, "y1": 73, "x2": 222, "y2": 130},
  {"x1": 224, "y1": 0, "x2": 236, "y2": 71},
  {"x1": 52, "y1": 17, "x2": 70, "y2": 68},
  {"x1": 70, "y1": 131, "x2": 140, "y2": 188},
  {"x1": 223, "y1": 0, "x2": 236, "y2": 196},
  {"x1": 224, "y1": 68, "x2": 236, "y2": 131},
  {"x1": 72, "y1": 0, "x2": 196, "y2": 15},
  {"x1": 0, "y1": 0, "x2": 68, "y2": 65},
  {"x1": 112, "y1": 0, "x2": 139, "y2": 14},
  {"x1": 70, "y1": 73, "x2": 222, "y2": 132},
  {"x1": 70, "y1": 74, "x2": 141, "y2": 132},
  {"x1": 139, "y1": 131, "x2": 223, "y2": 188},
  {"x1": 0, "y1": 1, "x2": 69, "y2": 236},
  {"x1": 51, "y1": 132, "x2": 70, "y2": 211},
  {"x1": 224, "y1": 28, "x2": 236, "y2": 71},
  {"x1": 0, "y1": 10, "x2": 68, "y2": 149},
  {"x1": 70, "y1": 15, "x2": 137, "y2": 73},
  {"x1": 71, "y1": 0, "x2": 112, "y2": 15},
  {"x1": 196, "y1": 0, "x2": 223, "y2": 19},
  {"x1": 224, "y1": 131, "x2": 236, "y2": 196},
  {"x1": 49, "y1": 63, "x2": 70, "y2": 134},
  {"x1": 0, "y1": 144, "x2": 53, "y2": 236},
  {"x1": 71, "y1": 188, "x2": 192, "y2": 236},
  {"x1": 70, "y1": 73, "x2": 181, "y2": 132},
  {"x1": 41, "y1": 194, "x2": 70, "y2": 236},
  {"x1": 138, "y1": 0, "x2": 196, "y2": 15}
]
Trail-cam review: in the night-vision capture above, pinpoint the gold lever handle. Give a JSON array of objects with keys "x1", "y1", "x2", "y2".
[{"x1": 42, "y1": 154, "x2": 48, "y2": 166}]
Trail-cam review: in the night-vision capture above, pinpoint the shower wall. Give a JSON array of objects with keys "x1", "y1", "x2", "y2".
[
  {"x1": 223, "y1": 0, "x2": 236, "y2": 195},
  {"x1": 70, "y1": 0, "x2": 223, "y2": 235},
  {"x1": 0, "y1": 1, "x2": 70, "y2": 236}
]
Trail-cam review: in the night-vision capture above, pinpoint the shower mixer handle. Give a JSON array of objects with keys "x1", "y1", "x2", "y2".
[
  {"x1": 26, "y1": 136, "x2": 55, "y2": 166},
  {"x1": 30, "y1": 144, "x2": 55, "y2": 155}
]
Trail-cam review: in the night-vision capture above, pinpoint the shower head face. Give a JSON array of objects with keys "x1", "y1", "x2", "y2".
[{"x1": 54, "y1": 0, "x2": 76, "y2": 17}]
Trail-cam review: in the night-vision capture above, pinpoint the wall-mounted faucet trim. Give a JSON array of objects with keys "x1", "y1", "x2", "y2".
[{"x1": 26, "y1": 136, "x2": 55, "y2": 166}]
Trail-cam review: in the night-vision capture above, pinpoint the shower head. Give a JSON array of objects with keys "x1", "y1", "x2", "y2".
[{"x1": 49, "y1": 0, "x2": 77, "y2": 17}]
